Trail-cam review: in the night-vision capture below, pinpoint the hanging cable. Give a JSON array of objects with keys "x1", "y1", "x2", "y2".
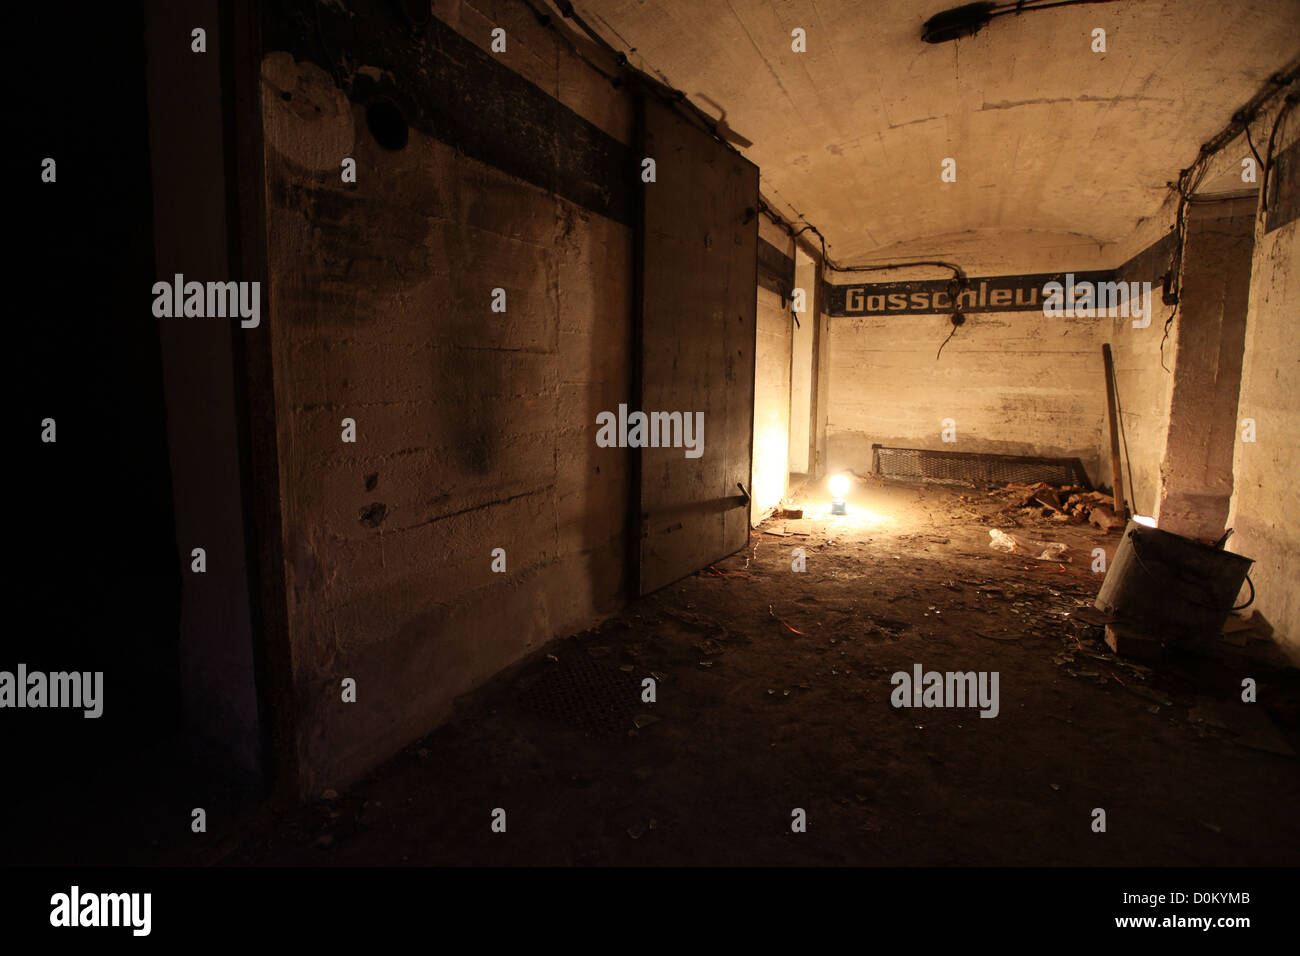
[
  {"x1": 935, "y1": 320, "x2": 960, "y2": 360},
  {"x1": 1160, "y1": 63, "x2": 1299, "y2": 322},
  {"x1": 1155, "y1": 65, "x2": 1298, "y2": 372},
  {"x1": 992, "y1": 0, "x2": 1119, "y2": 12},
  {"x1": 1243, "y1": 121, "x2": 1264, "y2": 173},
  {"x1": 990, "y1": 0, "x2": 1121, "y2": 15},
  {"x1": 1158, "y1": 303, "x2": 1179, "y2": 374},
  {"x1": 759, "y1": 199, "x2": 967, "y2": 286},
  {"x1": 923, "y1": 0, "x2": 1121, "y2": 43},
  {"x1": 829, "y1": 258, "x2": 967, "y2": 283},
  {"x1": 1262, "y1": 90, "x2": 1299, "y2": 209},
  {"x1": 758, "y1": 198, "x2": 971, "y2": 365}
]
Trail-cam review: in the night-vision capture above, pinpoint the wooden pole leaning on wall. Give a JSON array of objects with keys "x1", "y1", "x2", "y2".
[{"x1": 1101, "y1": 343, "x2": 1129, "y2": 522}]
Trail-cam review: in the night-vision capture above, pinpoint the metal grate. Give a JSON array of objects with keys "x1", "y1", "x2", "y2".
[
  {"x1": 518, "y1": 651, "x2": 641, "y2": 735},
  {"x1": 872, "y1": 445, "x2": 1090, "y2": 487}
]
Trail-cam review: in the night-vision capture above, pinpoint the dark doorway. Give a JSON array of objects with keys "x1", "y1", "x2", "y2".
[{"x1": 11, "y1": 2, "x2": 184, "y2": 864}]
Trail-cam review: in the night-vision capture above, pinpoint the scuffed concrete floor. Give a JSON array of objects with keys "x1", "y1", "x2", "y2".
[{"x1": 198, "y1": 478, "x2": 1300, "y2": 866}]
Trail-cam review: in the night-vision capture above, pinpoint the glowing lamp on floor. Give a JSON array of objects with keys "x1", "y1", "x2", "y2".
[{"x1": 829, "y1": 473, "x2": 850, "y2": 515}]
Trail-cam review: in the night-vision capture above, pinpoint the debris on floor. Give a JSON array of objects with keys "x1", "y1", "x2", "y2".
[
  {"x1": 769, "y1": 604, "x2": 807, "y2": 635},
  {"x1": 1088, "y1": 504, "x2": 1125, "y2": 531},
  {"x1": 991, "y1": 481, "x2": 1125, "y2": 531},
  {"x1": 1126, "y1": 684, "x2": 1174, "y2": 708},
  {"x1": 1188, "y1": 697, "x2": 1296, "y2": 757},
  {"x1": 988, "y1": 528, "x2": 1069, "y2": 561},
  {"x1": 703, "y1": 564, "x2": 751, "y2": 579},
  {"x1": 204, "y1": 479, "x2": 1300, "y2": 868}
]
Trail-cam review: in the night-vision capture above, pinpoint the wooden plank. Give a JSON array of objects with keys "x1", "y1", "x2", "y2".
[{"x1": 1102, "y1": 343, "x2": 1129, "y2": 521}]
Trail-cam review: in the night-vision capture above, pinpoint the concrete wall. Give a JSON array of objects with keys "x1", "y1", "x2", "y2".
[
  {"x1": 259, "y1": 2, "x2": 634, "y2": 795},
  {"x1": 1229, "y1": 121, "x2": 1300, "y2": 658},
  {"x1": 812, "y1": 277, "x2": 831, "y2": 477},
  {"x1": 752, "y1": 219, "x2": 793, "y2": 520},
  {"x1": 825, "y1": 287, "x2": 1108, "y2": 482},
  {"x1": 788, "y1": 248, "x2": 816, "y2": 474},
  {"x1": 1098, "y1": 285, "x2": 1174, "y2": 517}
]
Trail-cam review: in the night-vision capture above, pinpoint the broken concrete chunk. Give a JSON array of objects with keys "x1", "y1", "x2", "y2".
[
  {"x1": 1089, "y1": 505, "x2": 1124, "y2": 531},
  {"x1": 1105, "y1": 622, "x2": 1164, "y2": 662}
]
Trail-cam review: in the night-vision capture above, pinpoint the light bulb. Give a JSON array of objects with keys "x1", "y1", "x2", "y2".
[{"x1": 829, "y1": 474, "x2": 850, "y2": 497}]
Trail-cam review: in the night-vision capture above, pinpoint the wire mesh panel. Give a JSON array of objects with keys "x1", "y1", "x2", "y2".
[
  {"x1": 518, "y1": 652, "x2": 641, "y2": 735},
  {"x1": 871, "y1": 445, "x2": 1090, "y2": 487}
]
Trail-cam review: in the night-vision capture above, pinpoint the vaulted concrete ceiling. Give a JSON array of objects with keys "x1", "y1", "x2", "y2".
[{"x1": 574, "y1": 0, "x2": 1300, "y2": 269}]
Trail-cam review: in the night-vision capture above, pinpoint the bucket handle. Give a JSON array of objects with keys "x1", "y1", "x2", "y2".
[{"x1": 1129, "y1": 533, "x2": 1256, "y2": 612}]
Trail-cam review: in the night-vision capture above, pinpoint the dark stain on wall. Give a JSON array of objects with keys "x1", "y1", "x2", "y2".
[
  {"x1": 263, "y1": 0, "x2": 635, "y2": 225},
  {"x1": 434, "y1": 347, "x2": 505, "y2": 478},
  {"x1": 1115, "y1": 231, "x2": 1176, "y2": 287},
  {"x1": 359, "y1": 502, "x2": 388, "y2": 527},
  {"x1": 757, "y1": 238, "x2": 795, "y2": 299},
  {"x1": 271, "y1": 180, "x2": 437, "y2": 312}
]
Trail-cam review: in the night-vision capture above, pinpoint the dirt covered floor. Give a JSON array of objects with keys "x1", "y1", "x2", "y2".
[{"x1": 202, "y1": 478, "x2": 1300, "y2": 866}]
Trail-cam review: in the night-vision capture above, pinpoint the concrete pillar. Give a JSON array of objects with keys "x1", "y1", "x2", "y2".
[{"x1": 1155, "y1": 198, "x2": 1255, "y2": 540}]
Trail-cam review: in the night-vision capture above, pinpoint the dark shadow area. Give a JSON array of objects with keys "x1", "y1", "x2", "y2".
[{"x1": 8, "y1": 2, "x2": 262, "y2": 865}]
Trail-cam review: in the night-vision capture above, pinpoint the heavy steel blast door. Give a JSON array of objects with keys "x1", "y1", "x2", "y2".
[{"x1": 636, "y1": 96, "x2": 758, "y2": 595}]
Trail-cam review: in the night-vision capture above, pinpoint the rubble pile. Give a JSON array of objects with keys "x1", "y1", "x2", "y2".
[{"x1": 995, "y1": 481, "x2": 1124, "y2": 531}]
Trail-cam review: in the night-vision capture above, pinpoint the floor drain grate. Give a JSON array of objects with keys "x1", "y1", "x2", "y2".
[{"x1": 519, "y1": 652, "x2": 640, "y2": 735}]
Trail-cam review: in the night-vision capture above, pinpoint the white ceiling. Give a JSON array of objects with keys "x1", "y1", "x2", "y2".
[{"x1": 572, "y1": 0, "x2": 1300, "y2": 270}]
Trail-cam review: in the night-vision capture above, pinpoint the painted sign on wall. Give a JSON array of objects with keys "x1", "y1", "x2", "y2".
[{"x1": 827, "y1": 270, "x2": 1114, "y2": 317}]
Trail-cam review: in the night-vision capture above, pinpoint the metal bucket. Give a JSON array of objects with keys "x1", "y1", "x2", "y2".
[{"x1": 1095, "y1": 521, "x2": 1254, "y2": 639}]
